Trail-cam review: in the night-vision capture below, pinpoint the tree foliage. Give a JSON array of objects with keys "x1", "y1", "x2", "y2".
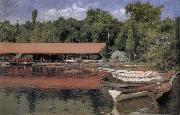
[
  {"x1": 0, "y1": 21, "x2": 16, "y2": 42},
  {"x1": 126, "y1": 22, "x2": 134, "y2": 60},
  {"x1": 176, "y1": 17, "x2": 180, "y2": 66},
  {"x1": 125, "y1": 1, "x2": 163, "y2": 22},
  {"x1": 32, "y1": 9, "x2": 37, "y2": 29},
  {"x1": 0, "y1": 2, "x2": 178, "y2": 70}
]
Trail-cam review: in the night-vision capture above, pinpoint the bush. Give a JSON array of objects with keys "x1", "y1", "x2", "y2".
[
  {"x1": 110, "y1": 50, "x2": 128, "y2": 63},
  {"x1": 100, "y1": 45, "x2": 112, "y2": 60}
]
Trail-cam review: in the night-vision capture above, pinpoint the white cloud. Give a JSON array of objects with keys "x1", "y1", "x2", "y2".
[
  {"x1": 47, "y1": 8, "x2": 58, "y2": 16},
  {"x1": 38, "y1": 2, "x2": 128, "y2": 22},
  {"x1": 38, "y1": 2, "x2": 98, "y2": 21},
  {"x1": 60, "y1": 2, "x2": 87, "y2": 19},
  {"x1": 111, "y1": 8, "x2": 128, "y2": 21}
]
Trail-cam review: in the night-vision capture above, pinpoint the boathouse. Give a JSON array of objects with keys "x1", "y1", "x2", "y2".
[{"x1": 0, "y1": 43, "x2": 106, "y2": 62}]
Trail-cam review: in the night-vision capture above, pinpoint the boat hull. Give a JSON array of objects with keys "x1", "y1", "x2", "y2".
[{"x1": 10, "y1": 62, "x2": 33, "y2": 66}]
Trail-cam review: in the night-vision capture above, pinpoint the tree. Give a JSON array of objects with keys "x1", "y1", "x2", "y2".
[
  {"x1": 176, "y1": 17, "x2": 180, "y2": 66},
  {"x1": 126, "y1": 22, "x2": 134, "y2": 60},
  {"x1": 52, "y1": 17, "x2": 68, "y2": 42},
  {"x1": 113, "y1": 29, "x2": 126, "y2": 51},
  {"x1": 24, "y1": 20, "x2": 32, "y2": 30},
  {"x1": 100, "y1": 45, "x2": 112, "y2": 60},
  {"x1": 0, "y1": 2, "x2": 177, "y2": 70},
  {"x1": 80, "y1": 23, "x2": 92, "y2": 42},
  {"x1": 31, "y1": 23, "x2": 43, "y2": 42},
  {"x1": 16, "y1": 25, "x2": 31, "y2": 42},
  {"x1": 31, "y1": 9, "x2": 37, "y2": 29},
  {"x1": 143, "y1": 18, "x2": 177, "y2": 70},
  {"x1": 161, "y1": 18, "x2": 175, "y2": 33},
  {"x1": 125, "y1": 1, "x2": 163, "y2": 22},
  {"x1": 15, "y1": 20, "x2": 20, "y2": 37},
  {"x1": 85, "y1": 9, "x2": 115, "y2": 43},
  {"x1": 124, "y1": 1, "x2": 167, "y2": 64},
  {"x1": 0, "y1": 21, "x2": 16, "y2": 42},
  {"x1": 85, "y1": 8, "x2": 113, "y2": 25}
]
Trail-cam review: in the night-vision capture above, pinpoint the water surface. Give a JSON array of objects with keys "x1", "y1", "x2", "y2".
[
  {"x1": 0, "y1": 66, "x2": 179, "y2": 114},
  {"x1": 157, "y1": 74, "x2": 180, "y2": 114},
  {"x1": 0, "y1": 88, "x2": 113, "y2": 115}
]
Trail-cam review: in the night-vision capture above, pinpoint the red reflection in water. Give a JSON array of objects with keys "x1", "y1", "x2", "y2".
[{"x1": 0, "y1": 66, "x2": 107, "y2": 89}]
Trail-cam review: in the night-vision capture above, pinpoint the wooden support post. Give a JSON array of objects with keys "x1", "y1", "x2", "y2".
[
  {"x1": 65, "y1": 54, "x2": 66, "y2": 60},
  {"x1": 48, "y1": 54, "x2": 51, "y2": 62},
  {"x1": 88, "y1": 54, "x2": 89, "y2": 60},
  {"x1": 35, "y1": 54, "x2": 37, "y2": 63}
]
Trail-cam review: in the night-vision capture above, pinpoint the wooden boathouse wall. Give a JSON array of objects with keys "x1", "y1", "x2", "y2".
[{"x1": 0, "y1": 43, "x2": 106, "y2": 62}]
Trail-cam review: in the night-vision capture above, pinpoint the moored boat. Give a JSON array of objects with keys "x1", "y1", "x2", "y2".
[{"x1": 10, "y1": 61, "x2": 34, "y2": 66}]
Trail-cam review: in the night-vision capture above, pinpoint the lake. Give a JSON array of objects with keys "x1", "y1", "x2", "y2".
[{"x1": 0, "y1": 66, "x2": 179, "y2": 114}]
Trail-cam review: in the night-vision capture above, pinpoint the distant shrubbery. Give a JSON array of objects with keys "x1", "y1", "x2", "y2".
[{"x1": 0, "y1": 2, "x2": 179, "y2": 70}]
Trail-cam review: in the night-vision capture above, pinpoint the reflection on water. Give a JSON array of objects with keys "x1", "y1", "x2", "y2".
[
  {"x1": 0, "y1": 88, "x2": 113, "y2": 115},
  {"x1": 114, "y1": 74, "x2": 180, "y2": 114},
  {"x1": 0, "y1": 66, "x2": 94, "y2": 77},
  {"x1": 157, "y1": 74, "x2": 180, "y2": 114},
  {"x1": 0, "y1": 66, "x2": 113, "y2": 115},
  {"x1": 0, "y1": 66, "x2": 179, "y2": 114},
  {"x1": 115, "y1": 96, "x2": 158, "y2": 114}
]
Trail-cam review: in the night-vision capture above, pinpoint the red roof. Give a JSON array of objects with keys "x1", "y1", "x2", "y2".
[{"x1": 0, "y1": 43, "x2": 106, "y2": 54}]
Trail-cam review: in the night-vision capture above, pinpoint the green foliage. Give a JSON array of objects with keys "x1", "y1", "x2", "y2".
[
  {"x1": 100, "y1": 45, "x2": 112, "y2": 60},
  {"x1": 84, "y1": 8, "x2": 118, "y2": 44},
  {"x1": 126, "y1": 23, "x2": 134, "y2": 59},
  {"x1": 113, "y1": 30, "x2": 126, "y2": 51},
  {"x1": 161, "y1": 18, "x2": 175, "y2": 32},
  {"x1": 143, "y1": 19, "x2": 177, "y2": 70},
  {"x1": 32, "y1": 9, "x2": 37, "y2": 28},
  {"x1": 0, "y1": 8, "x2": 120, "y2": 44},
  {"x1": 0, "y1": 2, "x2": 178, "y2": 71},
  {"x1": 24, "y1": 20, "x2": 32, "y2": 30},
  {"x1": 85, "y1": 8, "x2": 113, "y2": 25},
  {"x1": 16, "y1": 25, "x2": 31, "y2": 42},
  {"x1": 0, "y1": 21, "x2": 16, "y2": 42},
  {"x1": 124, "y1": 1, "x2": 177, "y2": 70},
  {"x1": 80, "y1": 23, "x2": 92, "y2": 42},
  {"x1": 144, "y1": 36, "x2": 177, "y2": 70},
  {"x1": 125, "y1": 1, "x2": 163, "y2": 22},
  {"x1": 176, "y1": 17, "x2": 180, "y2": 66}
]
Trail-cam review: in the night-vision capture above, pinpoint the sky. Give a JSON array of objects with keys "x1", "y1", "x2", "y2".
[{"x1": 0, "y1": 0, "x2": 180, "y2": 23}]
